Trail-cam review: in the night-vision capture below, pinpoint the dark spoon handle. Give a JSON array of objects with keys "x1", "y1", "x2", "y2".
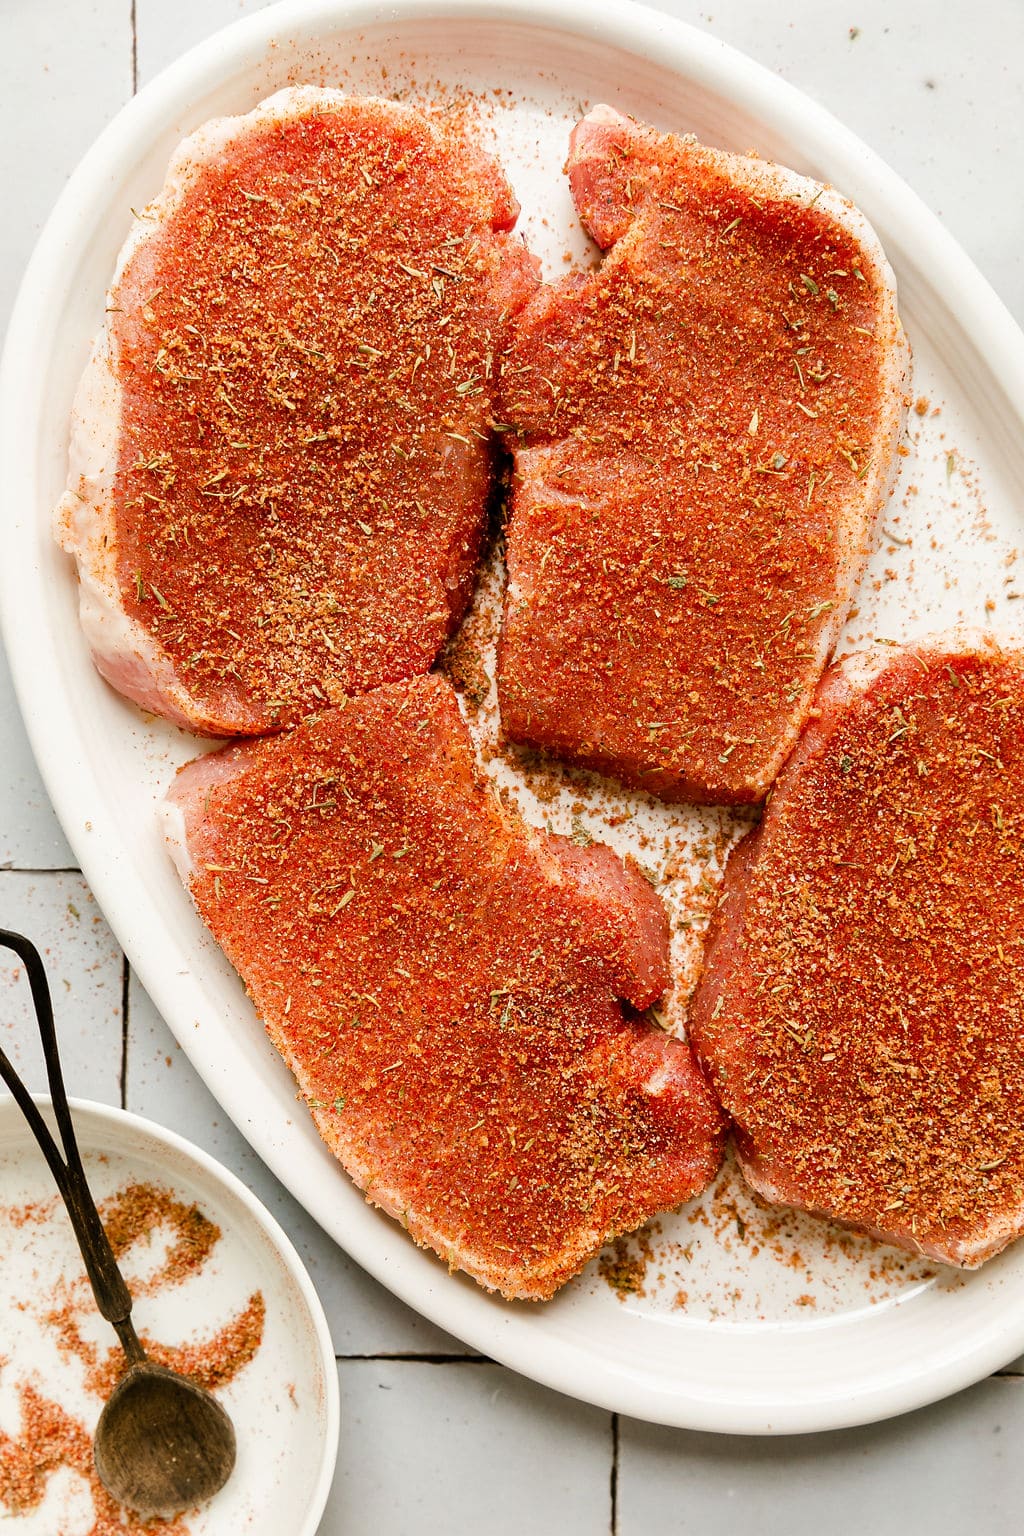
[{"x1": 0, "y1": 929, "x2": 138, "y2": 1341}]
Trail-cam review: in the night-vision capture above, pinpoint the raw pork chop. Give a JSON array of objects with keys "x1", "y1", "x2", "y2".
[
  {"x1": 56, "y1": 89, "x2": 538, "y2": 735},
  {"x1": 164, "y1": 674, "x2": 724, "y2": 1298},
  {"x1": 497, "y1": 106, "x2": 909, "y2": 803},
  {"x1": 688, "y1": 636, "x2": 1024, "y2": 1266}
]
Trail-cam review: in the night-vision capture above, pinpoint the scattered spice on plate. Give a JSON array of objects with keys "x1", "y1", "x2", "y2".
[{"x1": 598, "y1": 1225, "x2": 657, "y2": 1299}]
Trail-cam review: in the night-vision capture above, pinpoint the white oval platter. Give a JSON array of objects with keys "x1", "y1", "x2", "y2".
[{"x1": 2, "y1": 0, "x2": 1024, "y2": 1433}]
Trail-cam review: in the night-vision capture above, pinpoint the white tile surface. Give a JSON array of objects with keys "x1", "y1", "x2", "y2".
[
  {"x1": 324, "y1": 1360, "x2": 612, "y2": 1536},
  {"x1": 0, "y1": 870, "x2": 123, "y2": 1103},
  {"x1": 0, "y1": 0, "x2": 127, "y2": 873},
  {"x1": 1, "y1": 2, "x2": 1024, "y2": 1534},
  {"x1": 125, "y1": 975, "x2": 473, "y2": 1359},
  {"x1": 0, "y1": 0, "x2": 130, "y2": 335},
  {"x1": 135, "y1": 0, "x2": 274, "y2": 84},
  {"x1": 618, "y1": 1377, "x2": 1024, "y2": 1536},
  {"x1": 0, "y1": 649, "x2": 74, "y2": 869}
]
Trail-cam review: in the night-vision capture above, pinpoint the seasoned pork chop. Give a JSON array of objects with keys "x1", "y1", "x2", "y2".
[
  {"x1": 498, "y1": 106, "x2": 908, "y2": 803},
  {"x1": 688, "y1": 636, "x2": 1024, "y2": 1266},
  {"x1": 56, "y1": 89, "x2": 537, "y2": 735},
  {"x1": 164, "y1": 674, "x2": 725, "y2": 1298}
]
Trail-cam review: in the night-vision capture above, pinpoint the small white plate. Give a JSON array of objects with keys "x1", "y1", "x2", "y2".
[
  {"x1": 0, "y1": 1097, "x2": 338, "y2": 1534},
  {"x1": 2, "y1": 0, "x2": 1024, "y2": 1434}
]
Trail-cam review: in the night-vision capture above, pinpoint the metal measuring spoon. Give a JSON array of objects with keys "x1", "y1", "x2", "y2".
[{"x1": 0, "y1": 929, "x2": 236, "y2": 1519}]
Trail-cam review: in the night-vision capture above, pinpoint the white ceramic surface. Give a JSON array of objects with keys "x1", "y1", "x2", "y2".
[
  {"x1": 2, "y1": 0, "x2": 1024, "y2": 1433},
  {"x1": 0, "y1": 1095, "x2": 339, "y2": 1533}
]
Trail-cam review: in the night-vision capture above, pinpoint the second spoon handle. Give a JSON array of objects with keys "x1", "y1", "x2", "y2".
[{"x1": 0, "y1": 929, "x2": 135, "y2": 1328}]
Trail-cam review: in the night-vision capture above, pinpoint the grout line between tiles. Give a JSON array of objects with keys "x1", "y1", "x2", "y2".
[
  {"x1": 334, "y1": 1352, "x2": 490, "y2": 1365},
  {"x1": 130, "y1": 0, "x2": 138, "y2": 94},
  {"x1": 0, "y1": 867, "x2": 83, "y2": 876},
  {"x1": 119, "y1": 955, "x2": 130, "y2": 1108},
  {"x1": 609, "y1": 1412, "x2": 619, "y2": 1534}
]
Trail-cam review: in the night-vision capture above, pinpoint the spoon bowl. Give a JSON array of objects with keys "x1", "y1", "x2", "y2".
[{"x1": 95, "y1": 1359, "x2": 237, "y2": 1519}]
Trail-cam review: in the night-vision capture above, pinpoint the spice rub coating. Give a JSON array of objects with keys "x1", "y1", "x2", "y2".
[
  {"x1": 56, "y1": 88, "x2": 539, "y2": 735},
  {"x1": 688, "y1": 636, "x2": 1024, "y2": 1266},
  {"x1": 497, "y1": 105, "x2": 908, "y2": 803},
  {"x1": 165, "y1": 673, "x2": 725, "y2": 1299}
]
